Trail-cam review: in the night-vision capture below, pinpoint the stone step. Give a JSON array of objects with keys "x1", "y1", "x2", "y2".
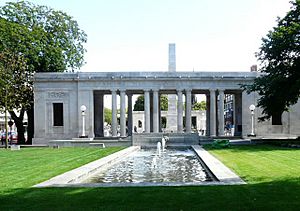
[
  {"x1": 132, "y1": 133, "x2": 199, "y2": 147},
  {"x1": 141, "y1": 143, "x2": 195, "y2": 149},
  {"x1": 49, "y1": 139, "x2": 131, "y2": 147}
]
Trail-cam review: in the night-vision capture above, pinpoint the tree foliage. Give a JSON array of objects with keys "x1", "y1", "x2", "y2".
[
  {"x1": 133, "y1": 95, "x2": 168, "y2": 111},
  {"x1": 0, "y1": 49, "x2": 31, "y2": 145},
  {"x1": 0, "y1": 50, "x2": 32, "y2": 110},
  {"x1": 0, "y1": 1, "x2": 87, "y2": 143},
  {"x1": 243, "y1": 0, "x2": 300, "y2": 124},
  {"x1": 133, "y1": 95, "x2": 144, "y2": 111},
  {"x1": 104, "y1": 108, "x2": 112, "y2": 125},
  {"x1": 160, "y1": 95, "x2": 168, "y2": 111},
  {"x1": 192, "y1": 101, "x2": 206, "y2": 110},
  {"x1": 0, "y1": 1, "x2": 87, "y2": 72}
]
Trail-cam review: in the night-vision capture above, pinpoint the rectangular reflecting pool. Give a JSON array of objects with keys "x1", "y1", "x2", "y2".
[{"x1": 82, "y1": 148, "x2": 214, "y2": 184}]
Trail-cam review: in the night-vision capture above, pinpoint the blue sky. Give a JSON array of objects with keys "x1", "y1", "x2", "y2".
[{"x1": 1, "y1": 0, "x2": 292, "y2": 72}]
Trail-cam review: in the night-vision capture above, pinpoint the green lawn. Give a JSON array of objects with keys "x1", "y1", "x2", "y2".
[
  {"x1": 0, "y1": 147, "x2": 124, "y2": 194},
  {"x1": 205, "y1": 144, "x2": 300, "y2": 184},
  {"x1": 0, "y1": 145, "x2": 299, "y2": 210}
]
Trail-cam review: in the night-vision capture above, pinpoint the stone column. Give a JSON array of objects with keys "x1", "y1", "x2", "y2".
[
  {"x1": 218, "y1": 89, "x2": 225, "y2": 136},
  {"x1": 120, "y1": 90, "x2": 126, "y2": 137},
  {"x1": 111, "y1": 89, "x2": 117, "y2": 137},
  {"x1": 158, "y1": 95, "x2": 162, "y2": 132},
  {"x1": 153, "y1": 89, "x2": 159, "y2": 133},
  {"x1": 185, "y1": 89, "x2": 192, "y2": 133},
  {"x1": 144, "y1": 90, "x2": 151, "y2": 133},
  {"x1": 127, "y1": 93, "x2": 133, "y2": 136},
  {"x1": 177, "y1": 90, "x2": 183, "y2": 133},
  {"x1": 210, "y1": 89, "x2": 216, "y2": 136}
]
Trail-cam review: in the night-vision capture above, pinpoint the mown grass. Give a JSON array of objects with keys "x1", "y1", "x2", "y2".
[
  {"x1": 204, "y1": 144, "x2": 300, "y2": 184},
  {"x1": 0, "y1": 147, "x2": 124, "y2": 194},
  {"x1": 0, "y1": 145, "x2": 299, "y2": 210}
]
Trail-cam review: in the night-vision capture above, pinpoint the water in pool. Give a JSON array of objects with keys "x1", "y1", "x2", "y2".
[{"x1": 83, "y1": 148, "x2": 213, "y2": 184}]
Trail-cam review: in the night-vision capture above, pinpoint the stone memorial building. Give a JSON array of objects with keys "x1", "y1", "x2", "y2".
[
  {"x1": 33, "y1": 70, "x2": 300, "y2": 144},
  {"x1": 33, "y1": 45, "x2": 300, "y2": 144}
]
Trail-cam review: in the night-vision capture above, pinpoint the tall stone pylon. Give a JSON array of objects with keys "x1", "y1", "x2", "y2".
[
  {"x1": 168, "y1": 43, "x2": 176, "y2": 72},
  {"x1": 166, "y1": 44, "x2": 178, "y2": 132}
]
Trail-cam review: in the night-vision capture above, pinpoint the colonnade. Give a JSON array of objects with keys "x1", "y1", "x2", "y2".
[
  {"x1": 110, "y1": 90, "x2": 133, "y2": 137},
  {"x1": 34, "y1": 71, "x2": 261, "y2": 144},
  {"x1": 95, "y1": 88, "x2": 240, "y2": 137}
]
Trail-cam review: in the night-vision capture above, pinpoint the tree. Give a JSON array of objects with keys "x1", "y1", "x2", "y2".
[
  {"x1": 243, "y1": 0, "x2": 300, "y2": 125},
  {"x1": 0, "y1": 1, "x2": 87, "y2": 72},
  {"x1": 133, "y1": 95, "x2": 168, "y2": 111},
  {"x1": 0, "y1": 49, "x2": 31, "y2": 147},
  {"x1": 160, "y1": 95, "x2": 168, "y2": 111},
  {"x1": 0, "y1": 1, "x2": 87, "y2": 143},
  {"x1": 104, "y1": 108, "x2": 112, "y2": 125},
  {"x1": 0, "y1": 18, "x2": 35, "y2": 144},
  {"x1": 193, "y1": 101, "x2": 206, "y2": 110},
  {"x1": 133, "y1": 95, "x2": 144, "y2": 111}
]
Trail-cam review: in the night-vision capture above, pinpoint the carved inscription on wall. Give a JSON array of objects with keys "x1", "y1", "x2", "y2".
[{"x1": 47, "y1": 92, "x2": 68, "y2": 99}]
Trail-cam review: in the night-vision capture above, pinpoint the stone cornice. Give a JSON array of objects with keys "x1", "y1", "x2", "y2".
[
  {"x1": 34, "y1": 71, "x2": 259, "y2": 92},
  {"x1": 34, "y1": 71, "x2": 261, "y2": 82}
]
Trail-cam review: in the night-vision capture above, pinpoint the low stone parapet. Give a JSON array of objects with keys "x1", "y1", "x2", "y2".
[
  {"x1": 132, "y1": 133, "x2": 199, "y2": 147},
  {"x1": 48, "y1": 138, "x2": 131, "y2": 147}
]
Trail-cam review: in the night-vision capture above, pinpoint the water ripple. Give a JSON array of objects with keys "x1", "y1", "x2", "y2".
[{"x1": 85, "y1": 149, "x2": 213, "y2": 183}]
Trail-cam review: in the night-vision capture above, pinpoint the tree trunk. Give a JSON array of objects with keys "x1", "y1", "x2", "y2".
[
  {"x1": 9, "y1": 109, "x2": 26, "y2": 145},
  {"x1": 4, "y1": 109, "x2": 8, "y2": 149},
  {"x1": 26, "y1": 103, "x2": 34, "y2": 144}
]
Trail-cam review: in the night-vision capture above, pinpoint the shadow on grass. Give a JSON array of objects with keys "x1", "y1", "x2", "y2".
[
  {"x1": 203, "y1": 144, "x2": 300, "y2": 152},
  {"x1": 1, "y1": 179, "x2": 299, "y2": 210}
]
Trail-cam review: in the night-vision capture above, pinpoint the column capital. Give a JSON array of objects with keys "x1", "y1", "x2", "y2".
[
  {"x1": 111, "y1": 89, "x2": 117, "y2": 93},
  {"x1": 143, "y1": 89, "x2": 151, "y2": 92},
  {"x1": 185, "y1": 89, "x2": 192, "y2": 93},
  {"x1": 119, "y1": 90, "x2": 126, "y2": 97},
  {"x1": 176, "y1": 89, "x2": 183, "y2": 93},
  {"x1": 152, "y1": 89, "x2": 159, "y2": 93},
  {"x1": 119, "y1": 88, "x2": 126, "y2": 92},
  {"x1": 209, "y1": 89, "x2": 216, "y2": 93},
  {"x1": 218, "y1": 89, "x2": 225, "y2": 93}
]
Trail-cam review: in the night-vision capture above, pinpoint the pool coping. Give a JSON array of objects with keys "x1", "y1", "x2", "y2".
[
  {"x1": 34, "y1": 145, "x2": 245, "y2": 188},
  {"x1": 191, "y1": 145, "x2": 246, "y2": 185},
  {"x1": 34, "y1": 146, "x2": 140, "y2": 188}
]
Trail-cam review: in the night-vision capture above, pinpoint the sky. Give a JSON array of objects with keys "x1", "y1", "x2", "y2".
[{"x1": 0, "y1": 0, "x2": 292, "y2": 72}]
